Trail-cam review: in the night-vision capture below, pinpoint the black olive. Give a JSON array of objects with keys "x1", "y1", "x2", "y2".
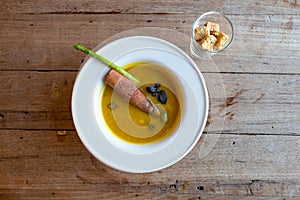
[
  {"x1": 146, "y1": 86, "x2": 157, "y2": 93},
  {"x1": 157, "y1": 90, "x2": 167, "y2": 104},
  {"x1": 145, "y1": 83, "x2": 168, "y2": 105}
]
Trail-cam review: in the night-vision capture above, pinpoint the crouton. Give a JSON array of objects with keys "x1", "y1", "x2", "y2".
[
  {"x1": 205, "y1": 21, "x2": 220, "y2": 32},
  {"x1": 194, "y1": 26, "x2": 209, "y2": 41},
  {"x1": 198, "y1": 35, "x2": 217, "y2": 51},
  {"x1": 215, "y1": 32, "x2": 229, "y2": 50}
]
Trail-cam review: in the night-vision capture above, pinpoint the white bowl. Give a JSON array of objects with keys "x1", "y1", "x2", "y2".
[{"x1": 72, "y1": 36, "x2": 209, "y2": 173}]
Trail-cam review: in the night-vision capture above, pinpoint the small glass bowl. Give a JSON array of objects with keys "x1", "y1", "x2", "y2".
[{"x1": 190, "y1": 11, "x2": 234, "y2": 59}]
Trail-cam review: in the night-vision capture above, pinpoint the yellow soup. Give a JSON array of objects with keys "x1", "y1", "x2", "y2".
[{"x1": 100, "y1": 62, "x2": 182, "y2": 145}]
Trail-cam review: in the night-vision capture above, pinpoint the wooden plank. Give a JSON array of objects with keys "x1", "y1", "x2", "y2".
[
  {"x1": 2, "y1": 0, "x2": 300, "y2": 15},
  {"x1": 0, "y1": 111, "x2": 74, "y2": 130},
  {"x1": 1, "y1": 190, "x2": 299, "y2": 200},
  {"x1": 0, "y1": 130, "x2": 299, "y2": 180},
  {"x1": 1, "y1": 1, "x2": 299, "y2": 199},
  {"x1": 0, "y1": 191, "x2": 154, "y2": 200},
  {"x1": 0, "y1": 71, "x2": 76, "y2": 112},
  {"x1": 1, "y1": 72, "x2": 299, "y2": 135},
  {"x1": 0, "y1": 14, "x2": 299, "y2": 73},
  {"x1": 214, "y1": 73, "x2": 300, "y2": 135},
  {"x1": 0, "y1": 130, "x2": 299, "y2": 198}
]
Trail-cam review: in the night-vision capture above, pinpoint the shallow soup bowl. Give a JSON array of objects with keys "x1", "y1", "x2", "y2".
[{"x1": 72, "y1": 36, "x2": 209, "y2": 173}]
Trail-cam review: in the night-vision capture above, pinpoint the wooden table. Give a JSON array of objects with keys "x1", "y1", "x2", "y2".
[{"x1": 1, "y1": 1, "x2": 300, "y2": 199}]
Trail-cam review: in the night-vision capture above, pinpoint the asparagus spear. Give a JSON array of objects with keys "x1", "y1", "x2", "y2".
[{"x1": 74, "y1": 44, "x2": 140, "y2": 85}]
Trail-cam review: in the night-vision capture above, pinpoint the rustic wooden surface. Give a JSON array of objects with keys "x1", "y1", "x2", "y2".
[{"x1": 1, "y1": 0, "x2": 300, "y2": 199}]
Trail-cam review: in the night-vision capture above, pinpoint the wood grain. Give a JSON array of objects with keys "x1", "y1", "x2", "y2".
[
  {"x1": 2, "y1": 0, "x2": 300, "y2": 15},
  {"x1": 0, "y1": 130, "x2": 299, "y2": 199},
  {"x1": 1, "y1": 14, "x2": 299, "y2": 73},
  {"x1": 0, "y1": 71, "x2": 75, "y2": 111},
  {"x1": 1, "y1": 0, "x2": 300, "y2": 199},
  {"x1": 1, "y1": 72, "x2": 299, "y2": 135}
]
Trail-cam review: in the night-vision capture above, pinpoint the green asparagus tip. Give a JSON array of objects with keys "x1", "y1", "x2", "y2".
[
  {"x1": 74, "y1": 44, "x2": 89, "y2": 54},
  {"x1": 73, "y1": 44, "x2": 140, "y2": 86},
  {"x1": 74, "y1": 44, "x2": 82, "y2": 51}
]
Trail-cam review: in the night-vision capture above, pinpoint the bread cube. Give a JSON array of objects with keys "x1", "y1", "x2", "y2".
[
  {"x1": 194, "y1": 26, "x2": 209, "y2": 41},
  {"x1": 210, "y1": 31, "x2": 220, "y2": 37},
  {"x1": 198, "y1": 35, "x2": 217, "y2": 51},
  {"x1": 215, "y1": 32, "x2": 230, "y2": 49},
  {"x1": 205, "y1": 21, "x2": 220, "y2": 32}
]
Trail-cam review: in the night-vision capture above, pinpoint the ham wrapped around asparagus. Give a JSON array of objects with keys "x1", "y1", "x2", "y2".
[
  {"x1": 104, "y1": 69, "x2": 154, "y2": 114},
  {"x1": 74, "y1": 44, "x2": 163, "y2": 118}
]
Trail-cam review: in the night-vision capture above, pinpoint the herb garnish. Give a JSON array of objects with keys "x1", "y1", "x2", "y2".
[{"x1": 145, "y1": 83, "x2": 167, "y2": 104}]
